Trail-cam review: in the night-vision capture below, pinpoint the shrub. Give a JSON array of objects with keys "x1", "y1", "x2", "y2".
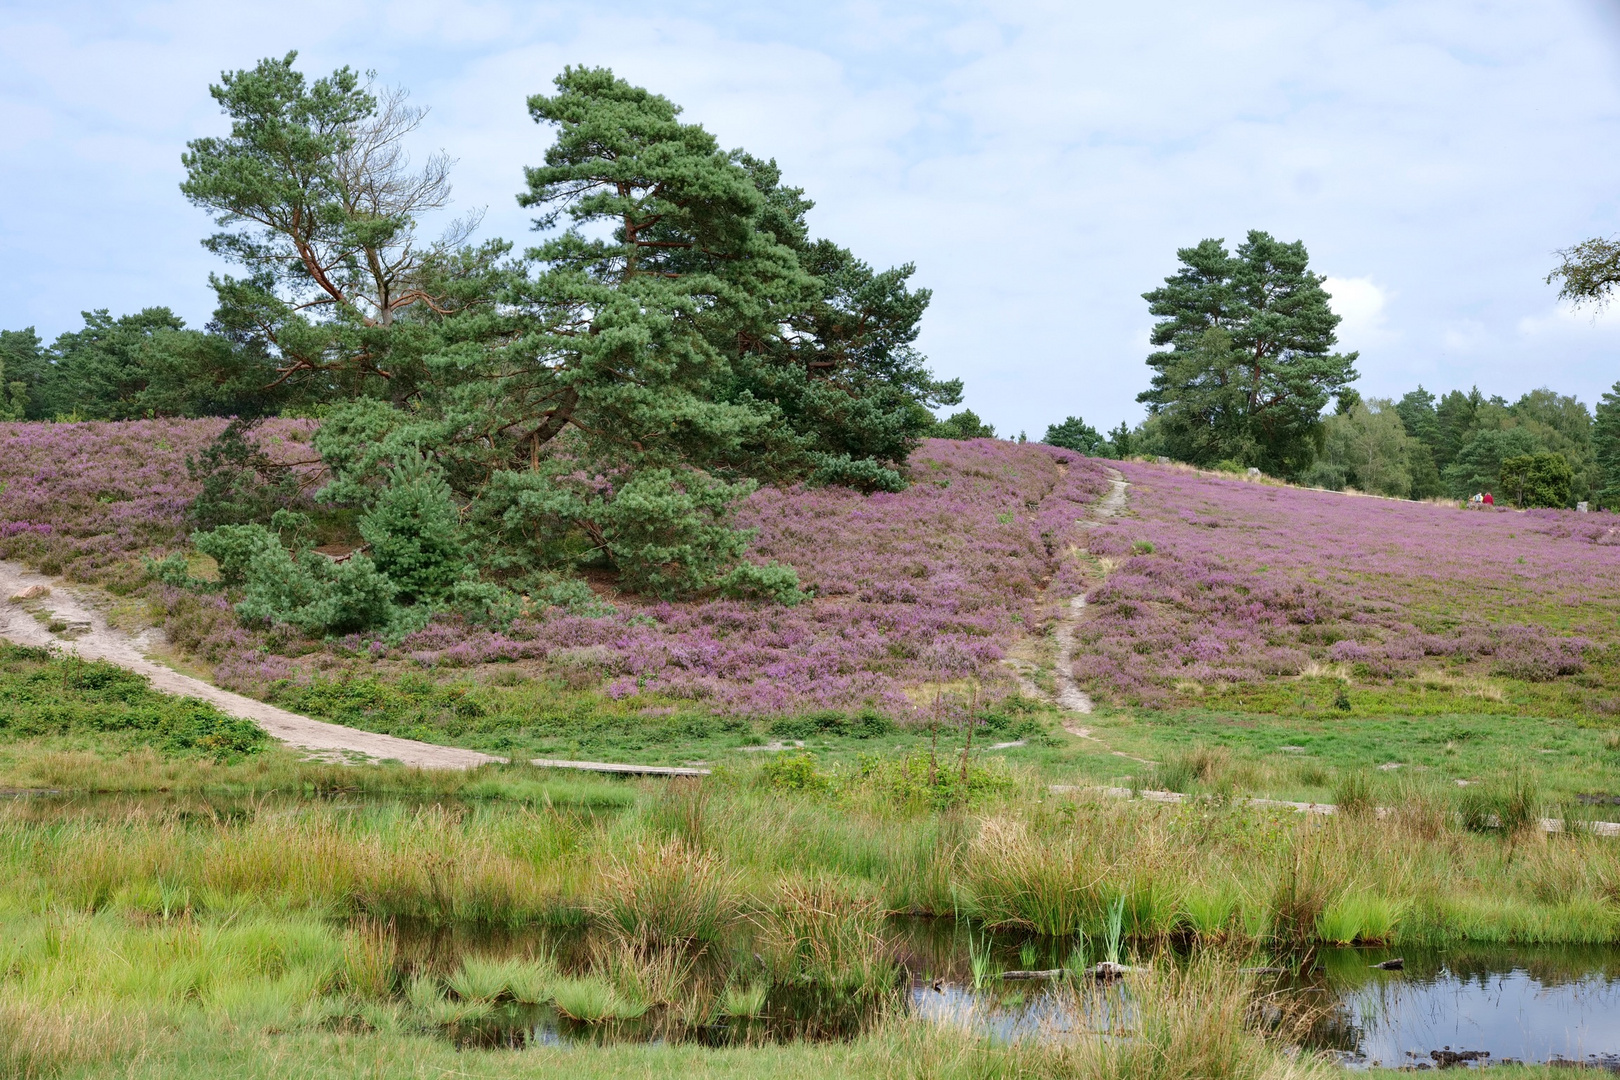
[
  {"x1": 853, "y1": 749, "x2": 1014, "y2": 810},
  {"x1": 516, "y1": 571, "x2": 615, "y2": 616},
  {"x1": 358, "y1": 455, "x2": 468, "y2": 604},
  {"x1": 192, "y1": 523, "x2": 284, "y2": 587},
  {"x1": 597, "y1": 468, "x2": 757, "y2": 598},
  {"x1": 808, "y1": 453, "x2": 905, "y2": 493},
  {"x1": 447, "y1": 580, "x2": 522, "y2": 629},
  {"x1": 761, "y1": 753, "x2": 833, "y2": 793},
  {"x1": 234, "y1": 544, "x2": 400, "y2": 638},
  {"x1": 717, "y1": 561, "x2": 806, "y2": 605},
  {"x1": 767, "y1": 710, "x2": 894, "y2": 740}
]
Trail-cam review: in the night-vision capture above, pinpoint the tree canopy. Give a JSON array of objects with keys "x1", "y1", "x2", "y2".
[
  {"x1": 1043, "y1": 416, "x2": 1106, "y2": 455},
  {"x1": 1137, "y1": 231, "x2": 1359, "y2": 478},
  {"x1": 156, "y1": 57, "x2": 962, "y2": 635}
]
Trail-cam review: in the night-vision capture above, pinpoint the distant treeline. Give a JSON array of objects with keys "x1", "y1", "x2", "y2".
[
  {"x1": 0, "y1": 308, "x2": 285, "y2": 422},
  {"x1": 1017, "y1": 228, "x2": 1620, "y2": 511},
  {"x1": 1040, "y1": 382, "x2": 1620, "y2": 510}
]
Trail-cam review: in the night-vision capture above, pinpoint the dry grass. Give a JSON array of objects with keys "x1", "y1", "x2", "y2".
[
  {"x1": 1297, "y1": 660, "x2": 1350, "y2": 681},
  {"x1": 1415, "y1": 667, "x2": 1507, "y2": 701},
  {"x1": 592, "y1": 838, "x2": 741, "y2": 948},
  {"x1": 0, "y1": 993, "x2": 156, "y2": 1079}
]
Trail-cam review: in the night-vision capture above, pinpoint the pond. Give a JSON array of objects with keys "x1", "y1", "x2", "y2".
[
  {"x1": 390, "y1": 919, "x2": 1620, "y2": 1064},
  {"x1": 905, "y1": 930, "x2": 1620, "y2": 1069},
  {"x1": 1298, "y1": 945, "x2": 1620, "y2": 1069}
]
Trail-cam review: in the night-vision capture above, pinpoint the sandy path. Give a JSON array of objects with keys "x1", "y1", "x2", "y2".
[
  {"x1": 1003, "y1": 466, "x2": 1156, "y2": 763},
  {"x1": 0, "y1": 559, "x2": 707, "y2": 776}
]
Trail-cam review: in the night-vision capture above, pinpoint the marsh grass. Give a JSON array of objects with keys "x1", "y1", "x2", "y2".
[
  {"x1": 342, "y1": 916, "x2": 397, "y2": 999},
  {"x1": 759, "y1": 875, "x2": 897, "y2": 997},
  {"x1": 719, "y1": 980, "x2": 769, "y2": 1018},
  {"x1": 1316, "y1": 892, "x2": 1404, "y2": 944},
  {"x1": 447, "y1": 955, "x2": 524, "y2": 1003},
  {"x1": 594, "y1": 838, "x2": 741, "y2": 947},
  {"x1": 1460, "y1": 768, "x2": 1542, "y2": 834},
  {"x1": 552, "y1": 975, "x2": 648, "y2": 1022},
  {"x1": 598, "y1": 940, "x2": 698, "y2": 1007},
  {"x1": 1332, "y1": 770, "x2": 1375, "y2": 817}
]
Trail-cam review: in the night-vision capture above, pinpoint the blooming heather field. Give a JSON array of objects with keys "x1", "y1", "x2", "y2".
[
  {"x1": 0, "y1": 422, "x2": 1111, "y2": 718},
  {"x1": 0, "y1": 419, "x2": 318, "y2": 580},
  {"x1": 1079, "y1": 462, "x2": 1620, "y2": 717}
]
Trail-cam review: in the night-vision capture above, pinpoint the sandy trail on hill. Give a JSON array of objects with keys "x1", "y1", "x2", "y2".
[
  {"x1": 1005, "y1": 465, "x2": 1154, "y2": 762},
  {"x1": 0, "y1": 559, "x2": 705, "y2": 776}
]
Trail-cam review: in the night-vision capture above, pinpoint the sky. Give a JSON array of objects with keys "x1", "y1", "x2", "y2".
[{"x1": 3, "y1": 0, "x2": 1620, "y2": 436}]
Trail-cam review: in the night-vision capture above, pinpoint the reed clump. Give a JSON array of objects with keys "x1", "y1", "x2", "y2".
[
  {"x1": 758, "y1": 874, "x2": 896, "y2": 997},
  {"x1": 592, "y1": 838, "x2": 741, "y2": 948}
]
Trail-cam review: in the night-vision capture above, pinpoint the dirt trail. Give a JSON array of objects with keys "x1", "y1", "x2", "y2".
[
  {"x1": 1005, "y1": 466, "x2": 1154, "y2": 763},
  {"x1": 0, "y1": 559, "x2": 707, "y2": 776}
]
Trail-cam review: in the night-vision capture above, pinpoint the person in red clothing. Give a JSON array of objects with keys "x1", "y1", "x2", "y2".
[{"x1": 1483, "y1": 491, "x2": 1494, "y2": 506}]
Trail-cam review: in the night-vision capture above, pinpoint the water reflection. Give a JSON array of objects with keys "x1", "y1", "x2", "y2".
[
  {"x1": 1300, "y1": 946, "x2": 1620, "y2": 1068},
  {"x1": 367, "y1": 917, "x2": 1620, "y2": 1061}
]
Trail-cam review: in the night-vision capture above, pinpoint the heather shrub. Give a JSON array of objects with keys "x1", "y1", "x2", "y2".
[
  {"x1": 3, "y1": 425, "x2": 1116, "y2": 716},
  {"x1": 1074, "y1": 460, "x2": 1616, "y2": 707}
]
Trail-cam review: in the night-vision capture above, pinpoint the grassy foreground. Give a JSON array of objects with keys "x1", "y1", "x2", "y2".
[
  {"x1": 7, "y1": 647, "x2": 1620, "y2": 1077},
  {"x1": 3, "y1": 959, "x2": 1320, "y2": 1080}
]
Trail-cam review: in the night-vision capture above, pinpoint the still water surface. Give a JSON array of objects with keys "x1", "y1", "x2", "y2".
[{"x1": 399, "y1": 918, "x2": 1620, "y2": 1064}]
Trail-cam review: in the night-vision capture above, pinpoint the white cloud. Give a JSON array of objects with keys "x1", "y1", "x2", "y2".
[
  {"x1": 1323, "y1": 276, "x2": 1390, "y2": 348},
  {"x1": 5, "y1": 0, "x2": 1620, "y2": 431}
]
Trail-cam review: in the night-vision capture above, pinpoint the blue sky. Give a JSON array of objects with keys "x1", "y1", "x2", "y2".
[{"x1": 3, "y1": 0, "x2": 1619, "y2": 435}]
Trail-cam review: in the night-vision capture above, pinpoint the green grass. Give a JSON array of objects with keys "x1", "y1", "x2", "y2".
[
  {"x1": 1064, "y1": 700, "x2": 1620, "y2": 808},
  {"x1": 0, "y1": 642, "x2": 267, "y2": 763},
  {"x1": 261, "y1": 669, "x2": 1058, "y2": 769}
]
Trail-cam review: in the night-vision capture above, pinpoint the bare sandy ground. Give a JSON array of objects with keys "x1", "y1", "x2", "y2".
[{"x1": 0, "y1": 558, "x2": 707, "y2": 776}]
